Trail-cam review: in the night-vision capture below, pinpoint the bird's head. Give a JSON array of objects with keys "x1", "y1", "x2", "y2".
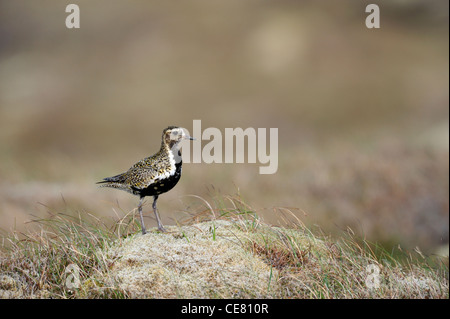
[{"x1": 162, "y1": 126, "x2": 195, "y2": 149}]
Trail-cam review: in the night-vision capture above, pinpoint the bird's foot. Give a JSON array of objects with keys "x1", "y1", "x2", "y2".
[{"x1": 157, "y1": 226, "x2": 168, "y2": 233}]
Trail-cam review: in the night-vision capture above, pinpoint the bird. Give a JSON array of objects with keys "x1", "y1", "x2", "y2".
[{"x1": 97, "y1": 126, "x2": 194, "y2": 234}]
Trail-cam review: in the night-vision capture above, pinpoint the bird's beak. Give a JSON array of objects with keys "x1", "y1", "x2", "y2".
[{"x1": 185, "y1": 136, "x2": 195, "y2": 141}]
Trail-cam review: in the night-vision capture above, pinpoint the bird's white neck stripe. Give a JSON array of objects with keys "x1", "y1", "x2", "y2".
[{"x1": 171, "y1": 144, "x2": 182, "y2": 164}]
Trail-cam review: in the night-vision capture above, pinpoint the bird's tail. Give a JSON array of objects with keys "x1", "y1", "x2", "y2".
[{"x1": 96, "y1": 173, "x2": 129, "y2": 190}]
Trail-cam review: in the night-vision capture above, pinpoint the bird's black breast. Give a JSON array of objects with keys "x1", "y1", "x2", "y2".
[{"x1": 133, "y1": 162, "x2": 182, "y2": 198}]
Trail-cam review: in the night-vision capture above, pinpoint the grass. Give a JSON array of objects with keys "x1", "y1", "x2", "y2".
[
  {"x1": 1, "y1": 194, "x2": 447, "y2": 298},
  {"x1": 0, "y1": 211, "x2": 133, "y2": 298}
]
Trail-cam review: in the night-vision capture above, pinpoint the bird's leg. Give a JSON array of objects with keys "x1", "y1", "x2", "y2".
[
  {"x1": 153, "y1": 195, "x2": 167, "y2": 232},
  {"x1": 138, "y1": 197, "x2": 146, "y2": 235}
]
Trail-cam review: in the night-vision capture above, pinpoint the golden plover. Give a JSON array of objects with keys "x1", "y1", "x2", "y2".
[{"x1": 97, "y1": 126, "x2": 194, "y2": 234}]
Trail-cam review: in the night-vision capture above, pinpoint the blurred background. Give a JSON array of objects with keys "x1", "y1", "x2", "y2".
[{"x1": 0, "y1": 0, "x2": 448, "y2": 256}]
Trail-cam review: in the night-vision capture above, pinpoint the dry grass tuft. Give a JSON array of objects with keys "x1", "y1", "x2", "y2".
[{"x1": 0, "y1": 194, "x2": 448, "y2": 299}]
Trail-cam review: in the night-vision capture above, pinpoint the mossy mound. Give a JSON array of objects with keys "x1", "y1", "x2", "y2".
[
  {"x1": 1, "y1": 213, "x2": 447, "y2": 299},
  {"x1": 90, "y1": 219, "x2": 325, "y2": 298}
]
